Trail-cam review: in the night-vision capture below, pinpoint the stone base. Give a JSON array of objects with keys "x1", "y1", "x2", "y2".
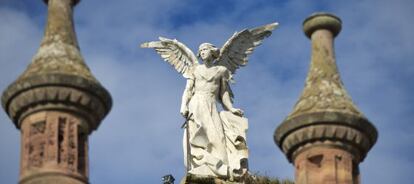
[{"x1": 180, "y1": 174, "x2": 243, "y2": 184}]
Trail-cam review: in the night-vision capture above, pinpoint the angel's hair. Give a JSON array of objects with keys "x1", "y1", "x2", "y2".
[{"x1": 197, "y1": 43, "x2": 220, "y2": 59}]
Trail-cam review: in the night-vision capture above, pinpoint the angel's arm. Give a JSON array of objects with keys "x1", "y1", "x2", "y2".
[
  {"x1": 180, "y1": 78, "x2": 194, "y2": 118},
  {"x1": 219, "y1": 73, "x2": 244, "y2": 116},
  {"x1": 220, "y1": 78, "x2": 233, "y2": 111}
]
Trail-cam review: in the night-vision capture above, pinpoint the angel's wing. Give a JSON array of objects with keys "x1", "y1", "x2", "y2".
[
  {"x1": 141, "y1": 37, "x2": 199, "y2": 78},
  {"x1": 217, "y1": 22, "x2": 278, "y2": 74}
]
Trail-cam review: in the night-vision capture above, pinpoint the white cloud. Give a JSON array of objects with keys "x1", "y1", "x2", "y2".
[{"x1": 0, "y1": 7, "x2": 43, "y2": 184}]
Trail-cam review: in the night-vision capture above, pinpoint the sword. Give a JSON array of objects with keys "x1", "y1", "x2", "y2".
[
  {"x1": 180, "y1": 113, "x2": 192, "y2": 129},
  {"x1": 181, "y1": 113, "x2": 193, "y2": 172}
]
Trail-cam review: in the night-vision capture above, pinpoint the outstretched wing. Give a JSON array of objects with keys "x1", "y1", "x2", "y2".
[
  {"x1": 141, "y1": 37, "x2": 199, "y2": 78},
  {"x1": 217, "y1": 22, "x2": 278, "y2": 74}
]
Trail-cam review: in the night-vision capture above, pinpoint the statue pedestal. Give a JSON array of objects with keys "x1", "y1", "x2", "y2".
[{"x1": 180, "y1": 174, "x2": 244, "y2": 184}]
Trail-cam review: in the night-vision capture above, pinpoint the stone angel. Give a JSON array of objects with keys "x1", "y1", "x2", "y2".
[{"x1": 141, "y1": 22, "x2": 278, "y2": 181}]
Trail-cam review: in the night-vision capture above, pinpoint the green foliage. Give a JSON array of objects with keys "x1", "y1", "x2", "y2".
[
  {"x1": 245, "y1": 173, "x2": 294, "y2": 184},
  {"x1": 182, "y1": 173, "x2": 294, "y2": 184}
]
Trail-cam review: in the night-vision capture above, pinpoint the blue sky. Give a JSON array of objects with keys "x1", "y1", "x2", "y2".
[{"x1": 1, "y1": 0, "x2": 413, "y2": 183}]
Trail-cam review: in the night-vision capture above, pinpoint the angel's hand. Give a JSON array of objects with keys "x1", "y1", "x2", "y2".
[
  {"x1": 180, "y1": 107, "x2": 189, "y2": 119},
  {"x1": 230, "y1": 108, "x2": 244, "y2": 117}
]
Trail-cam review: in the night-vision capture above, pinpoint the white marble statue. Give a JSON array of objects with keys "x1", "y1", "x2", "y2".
[{"x1": 141, "y1": 22, "x2": 278, "y2": 180}]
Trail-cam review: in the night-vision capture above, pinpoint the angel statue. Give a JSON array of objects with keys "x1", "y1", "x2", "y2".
[{"x1": 141, "y1": 22, "x2": 278, "y2": 181}]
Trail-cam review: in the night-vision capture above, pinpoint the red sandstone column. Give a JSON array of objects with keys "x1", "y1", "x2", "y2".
[
  {"x1": 274, "y1": 13, "x2": 377, "y2": 184},
  {"x1": 19, "y1": 111, "x2": 90, "y2": 184},
  {"x1": 2, "y1": 0, "x2": 111, "y2": 183}
]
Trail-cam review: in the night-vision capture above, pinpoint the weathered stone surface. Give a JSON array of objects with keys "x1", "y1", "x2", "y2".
[
  {"x1": 274, "y1": 12, "x2": 378, "y2": 184},
  {"x1": 294, "y1": 147, "x2": 359, "y2": 184},
  {"x1": 289, "y1": 13, "x2": 361, "y2": 120},
  {"x1": 275, "y1": 13, "x2": 377, "y2": 162},
  {"x1": 3, "y1": 77, "x2": 110, "y2": 131},
  {"x1": 1, "y1": 0, "x2": 111, "y2": 131},
  {"x1": 275, "y1": 112, "x2": 377, "y2": 162},
  {"x1": 43, "y1": 0, "x2": 80, "y2": 6},
  {"x1": 20, "y1": 111, "x2": 89, "y2": 184},
  {"x1": 303, "y1": 13, "x2": 342, "y2": 38},
  {"x1": 20, "y1": 172, "x2": 87, "y2": 184},
  {"x1": 1, "y1": 0, "x2": 111, "y2": 183}
]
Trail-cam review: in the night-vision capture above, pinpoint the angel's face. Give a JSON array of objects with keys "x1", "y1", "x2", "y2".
[{"x1": 199, "y1": 46, "x2": 214, "y2": 62}]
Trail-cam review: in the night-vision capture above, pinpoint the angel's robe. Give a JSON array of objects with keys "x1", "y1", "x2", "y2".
[{"x1": 183, "y1": 64, "x2": 248, "y2": 179}]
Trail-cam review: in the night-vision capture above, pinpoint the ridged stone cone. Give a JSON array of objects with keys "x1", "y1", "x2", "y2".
[
  {"x1": 1, "y1": 0, "x2": 111, "y2": 130},
  {"x1": 1, "y1": 0, "x2": 111, "y2": 183},
  {"x1": 274, "y1": 13, "x2": 377, "y2": 184}
]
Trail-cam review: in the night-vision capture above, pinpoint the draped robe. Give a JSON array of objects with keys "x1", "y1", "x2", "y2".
[{"x1": 183, "y1": 65, "x2": 248, "y2": 180}]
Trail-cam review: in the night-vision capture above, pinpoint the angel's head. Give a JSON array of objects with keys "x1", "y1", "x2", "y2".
[{"x1": 197, "y1": 43, "x2": 220, "y2": 63}]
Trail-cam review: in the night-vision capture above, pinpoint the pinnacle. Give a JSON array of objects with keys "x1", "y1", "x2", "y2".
[
  {"x1": 1, "y1": 0, "x2": 111, "y2": 129},
  {"x1": 287, "y1": 12, "x2": 364, "y2": 121},
  {"x1": 274, "y1": 12, "x2": 377, "y2": 163},
  {"x1": 19, "y1": 0, "x2": 96, "y2": 83}
]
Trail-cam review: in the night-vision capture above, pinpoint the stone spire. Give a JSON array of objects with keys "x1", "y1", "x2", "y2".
[
  {"x1": 1, "y1": 0, "x2": 111, "y2": 183},
  {"x1": 274, "y1": 13, "x2": 377, "y2": 184}
]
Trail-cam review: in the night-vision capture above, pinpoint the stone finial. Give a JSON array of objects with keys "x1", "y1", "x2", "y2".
[
  {"x1": 303, "y1": 12, "x2": 342, "y2": 38},
  {"x1": 1, "y1": 0, "x2": 111, "y2": 132},
  {"x1": 43, "y1": 0, "x2": 80, "y2": 6},
  {"x1": 274, "y1": 13, "x2": 377, "y2": 163},
  {"x1": 1, "y1": 0, "x2": 111, "y2": 183}
]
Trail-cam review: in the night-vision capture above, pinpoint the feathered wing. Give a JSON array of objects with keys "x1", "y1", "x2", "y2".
[
  {"x1": 216, "y1": 22, "x2": 278, "y2": 74},
  {"x1": 141, "y1": 37, "x2": 199, "y2": 78}
]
